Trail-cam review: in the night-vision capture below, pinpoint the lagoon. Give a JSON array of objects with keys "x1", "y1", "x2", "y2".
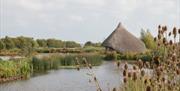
[{"x1": 0, "y1": 62, "x2": 124, "y2": 91}]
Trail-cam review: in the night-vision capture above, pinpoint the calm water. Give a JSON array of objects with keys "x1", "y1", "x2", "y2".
[{"x1": 0, "y1": 62, "x2": 126, "y2": 91}]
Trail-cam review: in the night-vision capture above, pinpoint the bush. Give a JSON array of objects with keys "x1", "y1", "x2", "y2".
[
  {"x1": 104, "y1": 51, "x2": 117, "y2": 60},
  {"x1": 118, "y1": 52, "x2": 137, "y2": 60}
]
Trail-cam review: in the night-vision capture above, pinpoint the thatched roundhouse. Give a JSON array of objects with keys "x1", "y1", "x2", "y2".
[{"x1": 102, "y1": 23, "x2": 146, "y2": 53}]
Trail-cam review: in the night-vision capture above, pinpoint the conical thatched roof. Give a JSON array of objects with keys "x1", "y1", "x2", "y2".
[{"x1": 102, "y1": 23, "x2": 146, "y2": 53}]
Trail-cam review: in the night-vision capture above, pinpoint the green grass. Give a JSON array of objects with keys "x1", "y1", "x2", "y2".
[{"x1": 82, "y1": 46, "x2": 105, "y2": 53}]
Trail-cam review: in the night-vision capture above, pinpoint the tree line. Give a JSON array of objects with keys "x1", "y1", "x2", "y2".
[{"x1": 0, "y1": 36, "x2": 81, "y2": 50}]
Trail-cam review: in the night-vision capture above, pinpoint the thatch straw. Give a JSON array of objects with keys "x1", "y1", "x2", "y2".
[{"x1": 102, "y1": 23, "x2": 146, "y2": 53}]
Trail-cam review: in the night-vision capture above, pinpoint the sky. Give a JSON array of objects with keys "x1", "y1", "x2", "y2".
[{"x1": 0, "y1": 0, "x2": 179, "y2": 43}]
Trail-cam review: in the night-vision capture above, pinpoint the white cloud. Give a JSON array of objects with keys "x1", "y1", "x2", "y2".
[
  {"x1": 69, "y1": 15, "x2": 84, "y2": 22},
  {"x1": 76, "y1": 0, "x2": 106, "y2": 7},
  {"x1": 18, "y1": 0, "x2": 44, "y2": 11},
  {"x1": 1, "y1": 0, "x2": 179, "y2": 43}
]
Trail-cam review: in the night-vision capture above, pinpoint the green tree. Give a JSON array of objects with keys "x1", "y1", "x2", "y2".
[
  {"x1": 140, "y1": 29, "x2": 156, "y2": 50},
  {"x1": 84, "y1": 41, "x2": 101, "y2": 47},
  {"x1": 14, "y1": 36, "x2": 37, "y2": 56},
  {"x1": 65, "y1": 41, "x2": 81, "y2": 48},
  {"x1": 47, "y1": 39, "x2": 64, "y2": 48},
  {"x1": 3, "y1": 36, "x2": 15, "y2": 49},
  {"x1": 0, "y1": 40, "x2": 6, "y2": 50},
  {"x1": 37, "y1": 39, "x2": 47, "y2": 48}
]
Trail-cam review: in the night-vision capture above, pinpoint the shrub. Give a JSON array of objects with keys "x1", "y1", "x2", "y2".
[{"x1": 104, "y1": 51, "x2": 117, "y2": 60}]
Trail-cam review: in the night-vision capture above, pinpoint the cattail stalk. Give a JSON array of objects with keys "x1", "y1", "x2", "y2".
[{"x1": 83, "y1": 58, "x2": 102, "y2": 91}]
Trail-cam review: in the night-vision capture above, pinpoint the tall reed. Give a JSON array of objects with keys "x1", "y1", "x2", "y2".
[{"x1": 32, "y1": 53, "x2": 103, "y2": 72}]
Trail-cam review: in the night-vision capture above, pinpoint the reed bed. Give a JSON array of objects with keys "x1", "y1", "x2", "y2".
[
  {"x1": 32, "y1": 53, "x2": 103, "y2": 72},
  {"x1": 0, "y1": 58, "x2": 32, "y2": 83}
]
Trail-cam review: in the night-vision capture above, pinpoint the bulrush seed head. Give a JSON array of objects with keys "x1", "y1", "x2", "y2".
[
  {"x1": 123, "y1": 70, "x2": 127, "y2": 77},
  {"x1": 128, "y1": 72, "x2": 132, "y2": 78},
  {"x1": 163, "y1": 38, "x2": 166, "y2": 44},
  {"x1": 173, "y1": 27, "x2": 177, "y2": 38},
  {"x1": 169, "y1": 40, "x2": 173, "y2": 45},
  {"x1": 154, "y1": 37, "x2": 157, "y2": 42},
  {"x1": 133, "y1": 65, "x2": 137, "y2": 70},
  {"x1": 146, "y1": 85, "x2": 151, "y2": 91},
  {"x1": 124, "y1": 63, "x2": 128, "y2": 70},
  {"x1": 176, "y1": 69, "x2": 180, "y2": 75},
  {"x1": 144, "y1": 79, "x2": 148, "y2": 85},
  {"x1": 153, "y1": 56, "x2": 160, "y2": 66},
  {"x1": 168, "y1": 32, "x2": 171, "y2": 36},
  {"x1": 173, "y1": 27, "x2": 177, "y2": 35},
  {"x1": 112, "y1": 87, "x2": 117, "y2": 91},
  {"x1": 132, "y1": 72, "x2": 137, "y2": 81},
  {"x1": 94, "y1": 77, "x2": 97, "y2": 81},
  {"x1": 164, "y1": 26, "x2": 167, "y2": 31},
  {"x1": 172, "y1": 55, "x2": 176, "y2": 62},
  {"x1": 116, "y1": 61, "x2": 120, "y2": 68},
  {"x1": 123, "y1": 77, "x2": 127, "y2": 83},
  {"x1": 162, "y1": 77, "x2": 165, "y2": 82},
  {"x1": 158, "y1": 25, "x2": 161, "y2": 30}
]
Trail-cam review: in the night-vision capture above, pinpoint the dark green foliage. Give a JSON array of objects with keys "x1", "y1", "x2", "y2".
[
  {"x1": 84, "y1": 41, "x2": 102, "y2": 47},
  {"x1": 14, "y1": 36, "x2": 38, "y2": 56},
  {"x1": 47, "y1": 39, "x2": 64, "y2": 48},
  {"x1": 3, "y1": 36, "x2": 15, "y2": 49},
  {"x1": 0, "y1": 36, "x2": 81, "y2": 50},
  {"x1": 37, "y1": 39, "x2": 47, "y2": 48},
  {"x1": 104, "y1": 51, "x2": 117, "y2": 60},
  {"x1": 65, "y1": 41, "x2": 81, "y2": 48},
  {"x1": 0, "y1": 36, "x2": 81, "y2": 56},
  {"x1": 140, "y1": 29, "x2": 156, "y2": 50},
  {"x1": 0, "y1": 40, "x2": 6, "y2": 50},
  {"x1": 117, "y1": 52, "x2": 137, "y2": 60}
]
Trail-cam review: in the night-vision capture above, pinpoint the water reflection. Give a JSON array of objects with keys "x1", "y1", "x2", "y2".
[{"x1": 0, "y1": 61, "x2": 124, "y2": 91}]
